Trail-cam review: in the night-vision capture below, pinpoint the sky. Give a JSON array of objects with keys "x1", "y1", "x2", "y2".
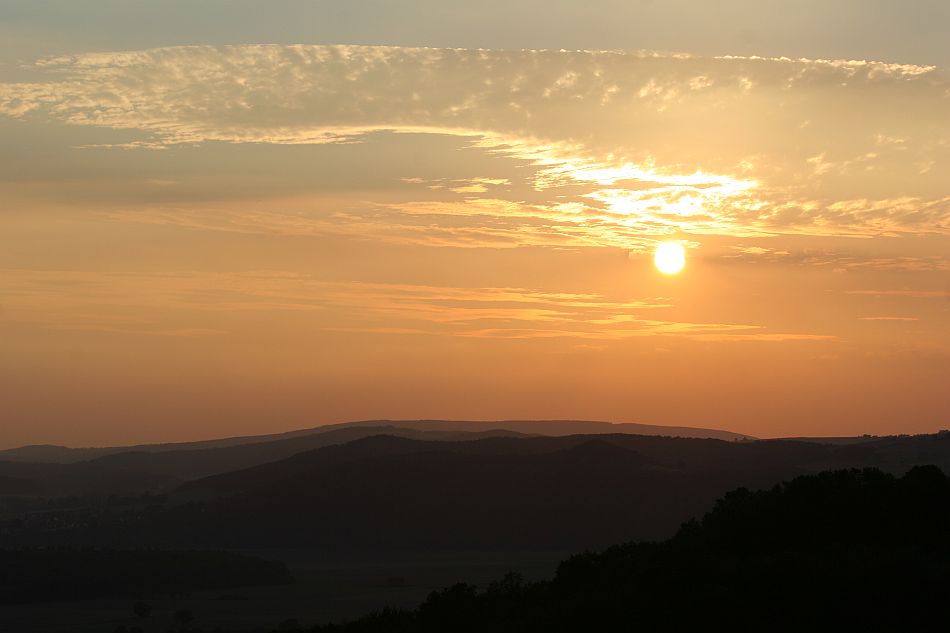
[{"x1": 1, "y1": 2, "x2": 948, "y2": 447}]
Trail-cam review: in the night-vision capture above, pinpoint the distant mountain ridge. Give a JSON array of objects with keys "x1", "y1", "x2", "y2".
[
  {"x1": 340, "y1": 420, "x2": 754, "y2": 441},
  {"x1": 0, "y1": 419, "x2": 752, "y2": 464},
  {"x1": 0, "y1": 426, "x2": 529, "y2": 497}
]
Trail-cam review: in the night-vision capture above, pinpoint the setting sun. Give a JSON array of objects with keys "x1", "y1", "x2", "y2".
[{"x1": 654, "y1": 242, "x2": 686, "y2": 275}]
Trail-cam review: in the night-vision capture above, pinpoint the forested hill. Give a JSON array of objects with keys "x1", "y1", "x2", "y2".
[{"x1": 315, "y1": 466, "x2": 950, "y2": 632}]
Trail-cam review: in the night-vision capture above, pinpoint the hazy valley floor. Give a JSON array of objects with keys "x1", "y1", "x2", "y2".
[{"x1": 0, "y1": 550, "x2": 568, "y2": 633}]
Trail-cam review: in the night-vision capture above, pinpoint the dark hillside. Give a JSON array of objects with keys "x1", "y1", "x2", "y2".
[
  {"x1": 8, "y1": 432, "x2": 950, "y2": 555},
  {"x1": 81, "y1": 436, "x2": 838, "y2": 550},
  {"x1": 0, "y1": 427, "x2": 528, "y2": 497},
  {"x1": 316, "y1": 466, "x2": 950, "y2": 632}
]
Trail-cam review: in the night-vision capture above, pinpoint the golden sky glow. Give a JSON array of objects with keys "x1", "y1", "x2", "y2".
[{"x1": 1, "y1": 8, "x2": 948, "y2": 447}]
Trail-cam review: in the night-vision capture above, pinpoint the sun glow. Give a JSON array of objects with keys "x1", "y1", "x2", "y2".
[{"x1": 654, "y1": 242, "x2": 686, "y2": 275}]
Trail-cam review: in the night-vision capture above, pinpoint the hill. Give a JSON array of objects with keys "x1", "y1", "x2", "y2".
[
  {"x1": 177, "y1": 433, "x2": 823, "y2": 498},
  {"x1": 10, "y1": 433, "x2": 884, "y2": 550},
  {"x1": 0, "y1": 419, "x2": 751, "y2": 464},
  {"x1": 7, "y1": 431, "x2": 950, "y2": 553},
  {"x1": 315, "y1": 465, "x2": 950, "y2": 632},
  {"x1": 327, "y1": 419, "x2": 754, "y2": 441},
  {"x1": 0, "y1": 426, "x2": 528, "y2": 497}
]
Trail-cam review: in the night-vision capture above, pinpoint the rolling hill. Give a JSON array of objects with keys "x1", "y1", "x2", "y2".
[
  {"x1": 5, "y1": 429, "x2": 949, "y2": 554},
  {"x1": 19, "y1": 431, "x2": 946, "y2": 551},
  {"x1": 0, "y1": 419, "x2": 754, "y2": 497},
  {"x1": 0, "y1": 426, "x2": 528, "y2": 497},
  {"x1": 0, "y1": 419, "x2": 751, "y2": 464}
]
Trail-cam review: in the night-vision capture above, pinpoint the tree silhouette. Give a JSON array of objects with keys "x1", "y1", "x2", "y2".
[
  {"x1": 312, "y1": 466, "x2": 950, "y2": 632},
  {"x1": 174, "y1": 609, "x2": 194, "y2": 631},
  {"x1": 133, "y1": 600, "x2": 151, "y2": 619}
]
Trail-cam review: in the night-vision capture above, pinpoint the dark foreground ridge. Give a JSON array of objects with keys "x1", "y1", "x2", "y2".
[{"x1": 315, "y1": 466, "x2": 950, "y2": 633}]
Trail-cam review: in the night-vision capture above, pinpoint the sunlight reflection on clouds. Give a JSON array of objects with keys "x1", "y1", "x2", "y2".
[{"x1": 1, "y1": 44, "x2": 947, "y2": 250}]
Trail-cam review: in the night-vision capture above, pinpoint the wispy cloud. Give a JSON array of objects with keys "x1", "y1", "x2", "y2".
[
  {"x1": 0, "y1": 268, "x2": 834, "y2": 342},
  {"x1": 847, "y1": 289, "x2": 950, "y2": 299},
  {"x1": 714, "y1": 247, "x2": 950, "y2": 272},
  {"x1": 1, "y1": 44, "x2": 948, "y2": 247}
]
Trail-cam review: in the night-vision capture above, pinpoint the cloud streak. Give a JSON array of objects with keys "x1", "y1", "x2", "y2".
[
  {"x1": 847, "y1": 289, "x2": 950, "y2": 299},
  {"x1": 0, "y1": 269, "x2": 834, "y2": 343},
  {"x1": 1, "y1": 44, "x2": 948, "y2": 247}
]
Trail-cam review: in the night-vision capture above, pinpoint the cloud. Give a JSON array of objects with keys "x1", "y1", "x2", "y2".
[
  {"x1": 1, "y1": 44, "x2": 948, "y2": 246},
  {"x1": 713, "y1": 247, "x2": 949, "y2": 272},
  {"x1": 0, "y1": 268, "x2": 833, "y2": 342},
  {"x1": 847, "y1": 289, "x2": 950, "y2": 299},
  {"x1": 686, "y1": 333, "x2": 838, "y2": 342}
]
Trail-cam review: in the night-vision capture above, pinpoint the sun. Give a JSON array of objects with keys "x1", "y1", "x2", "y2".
[{"x1": 654, "y1": 242, "x2": 686, "y2": 275}]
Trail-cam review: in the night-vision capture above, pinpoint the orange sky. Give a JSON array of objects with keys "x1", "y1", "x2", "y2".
[{"x1": 1, "y1": 13, "x2": 948, "y2": 447}]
